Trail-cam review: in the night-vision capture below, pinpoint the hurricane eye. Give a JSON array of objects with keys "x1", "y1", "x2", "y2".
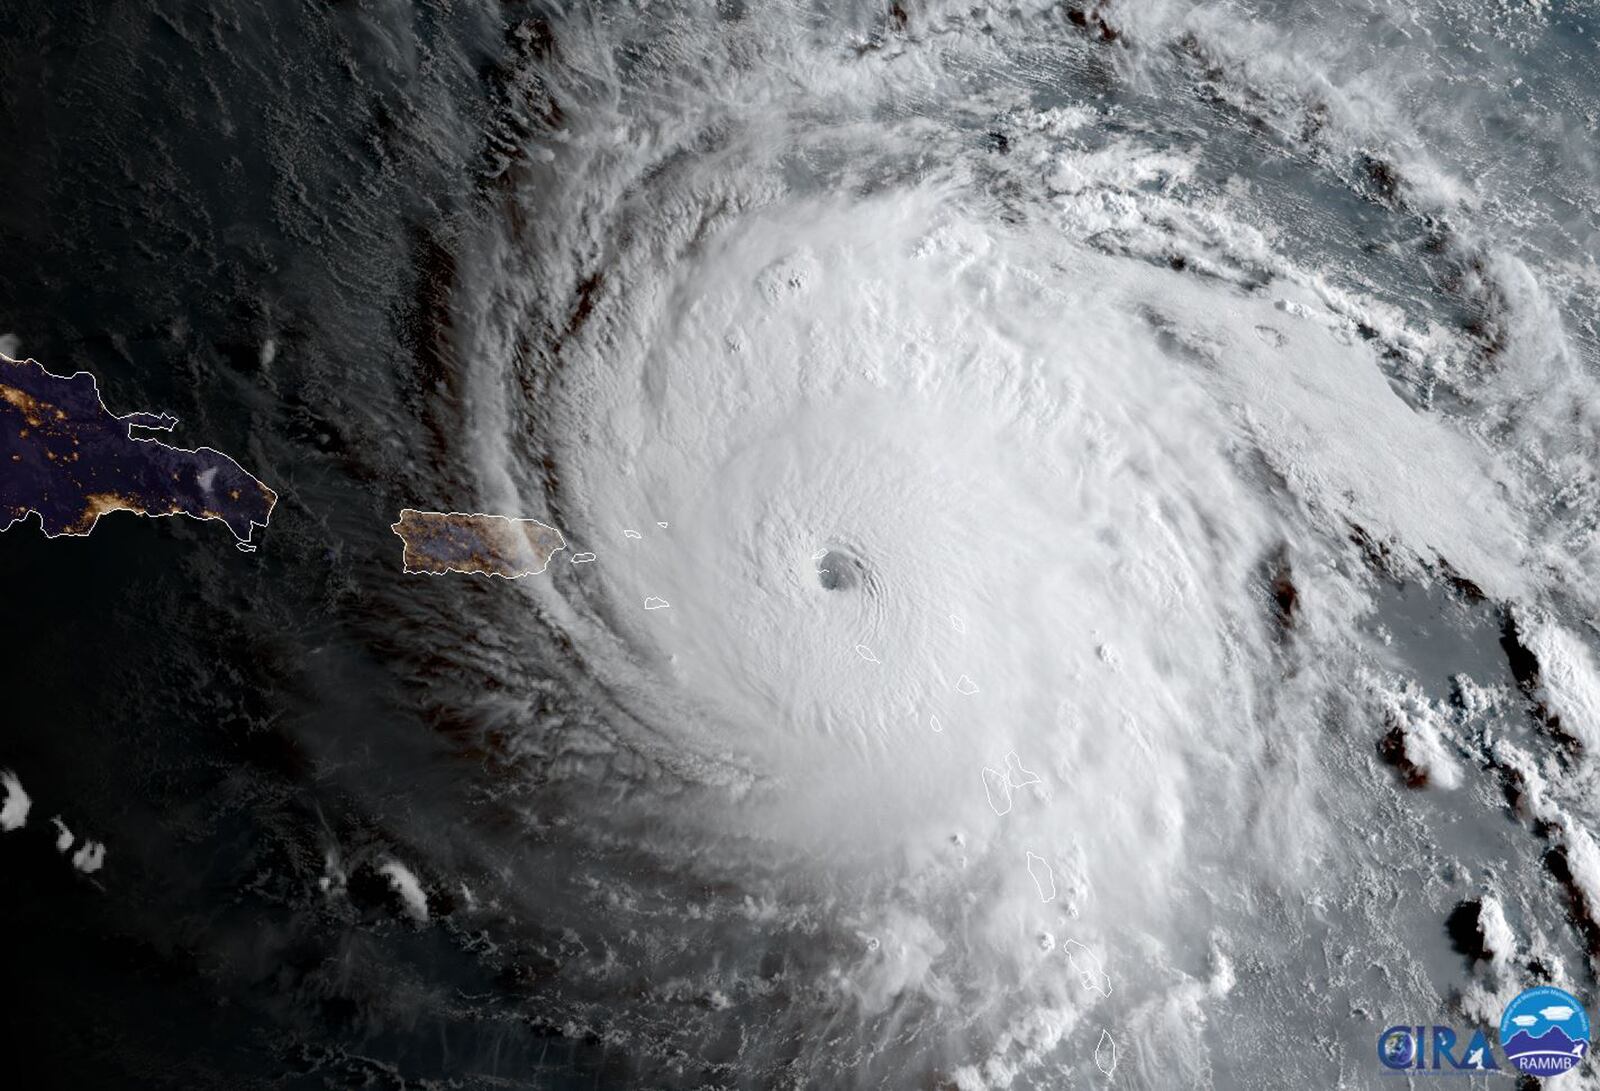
[{"x1": 815, "y1": 548, "x2": 861, "y2": 591}]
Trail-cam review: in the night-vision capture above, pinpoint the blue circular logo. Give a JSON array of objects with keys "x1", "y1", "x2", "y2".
[
  {"x1": 1377, "y1": 1026, "x2": 1417, "y2": 1069},
  {"x1": 1500, "y1": 986, "x2": 1590, "y2": 1077}
]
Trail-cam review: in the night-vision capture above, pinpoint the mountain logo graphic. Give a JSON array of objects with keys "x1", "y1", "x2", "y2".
[{"x1": 1499, "y1": 986, "x2": 1591, "y2": 1077}]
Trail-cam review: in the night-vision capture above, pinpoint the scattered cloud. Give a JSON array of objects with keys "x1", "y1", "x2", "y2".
[
  {"x1": 378, "y1": 859, "x2": 429, "y2": 922},
  {"x1": 0, "y1": 770, "x2": 30, "y2": 831},
  {"x1": 71, "y1": 840, "x2": 106, "y2": 874}
]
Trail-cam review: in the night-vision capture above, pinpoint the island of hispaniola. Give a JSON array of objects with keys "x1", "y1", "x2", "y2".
[{"x1": 0, "y1": 352, "x2": 277, "y2": 550}]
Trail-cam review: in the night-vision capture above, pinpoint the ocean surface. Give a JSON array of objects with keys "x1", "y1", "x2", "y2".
[{"x1": 3, "y1": 1, "x2": 1600, "y2": 1087}]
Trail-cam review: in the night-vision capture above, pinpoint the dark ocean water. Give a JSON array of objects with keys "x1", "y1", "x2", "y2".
[
  {"x1": 0, "y1": 3, "x2": 571, "y2": 1085},
  {"x1": 4, "y1": 2, "x2": 1600, "y2": 1088}
]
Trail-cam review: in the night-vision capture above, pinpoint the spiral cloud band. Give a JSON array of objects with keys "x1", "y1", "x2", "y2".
[{"x1": 383, "y1": 1, "x2": 1600, "y2": 1086}]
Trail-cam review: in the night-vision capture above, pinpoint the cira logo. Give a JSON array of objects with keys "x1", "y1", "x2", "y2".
[
  {"x1": 1377, "y1": 1025, "x2": 1499, "y2": 1073},
  {"x1": 1378, "y1": 987, "x2": 1592, "y2": 1078},
  {"x1": 1499, "y1": 986, "x2": 1590, "y2": 1077}
]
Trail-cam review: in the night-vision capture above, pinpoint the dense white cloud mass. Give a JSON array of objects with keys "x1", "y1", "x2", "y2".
[{"x1": 393, "y1": 0, "x2": 1600, "y2": 1084}]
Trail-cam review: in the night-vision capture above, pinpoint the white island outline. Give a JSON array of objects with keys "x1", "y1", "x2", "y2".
[
  {"x1": 0, "y1": 351, "x2": 279, "y2": 552},
  {"x1": 390, "y1": 508, "x2": 567, "y2": 580}
]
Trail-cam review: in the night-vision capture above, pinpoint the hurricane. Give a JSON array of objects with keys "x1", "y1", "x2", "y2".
[
  {"x1": 308, "y1": 1, "x2": 1598, "y2": 1085},
  {"x1": 7, "y1": 0, "x2": 1600, "y2": 1087}
]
